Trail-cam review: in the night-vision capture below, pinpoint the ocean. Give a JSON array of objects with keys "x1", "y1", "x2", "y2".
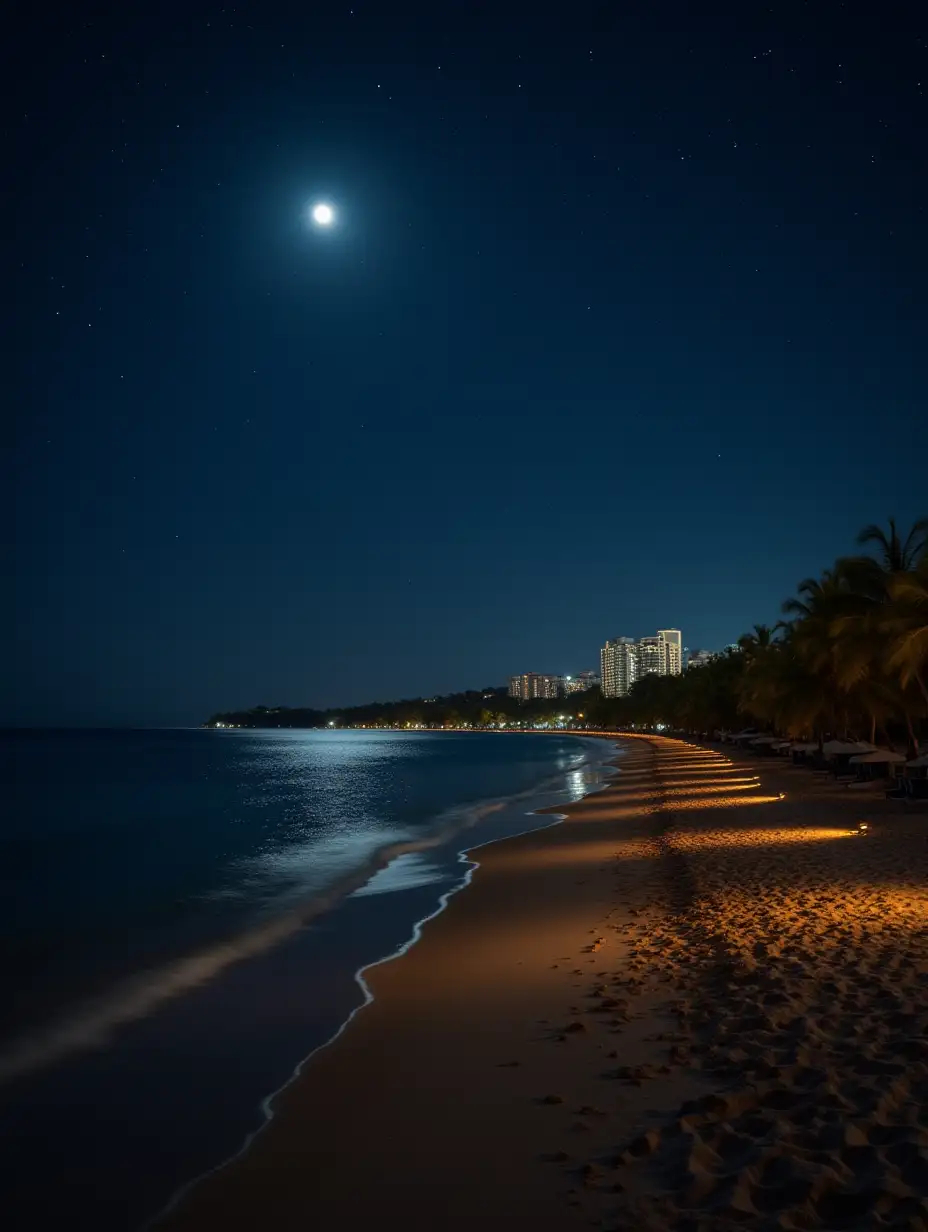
[{"x1": 0, "y1": 728, "x2": 617, "y2": 1230}]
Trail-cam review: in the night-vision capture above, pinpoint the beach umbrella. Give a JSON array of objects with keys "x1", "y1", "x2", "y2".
[
  {"x1": 822, "y1": 740, "x2": 878, "y2": 757},
  {"x1": 905, "y1": 752, "x2": 928, "y2": 770},
  {"x1": 848, "y1": 750, "x2": 906, "y2": 765},
  {"x1": 749, "y1": 735, "x2": 781, "y2": 745},
  {"x1": 790, "y1": 742, "x2": 819, "y2": 753}
]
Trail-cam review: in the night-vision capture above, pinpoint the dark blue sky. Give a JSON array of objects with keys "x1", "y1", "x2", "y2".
[{"x1": 6, "y1": 2, "x2": 925, "y2": 726}]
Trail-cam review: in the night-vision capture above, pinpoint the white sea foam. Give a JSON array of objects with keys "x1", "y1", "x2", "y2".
[
  {"x1": 0, "y1": 773, "x2": 569, "y2": 1085},
  {"x1": 0, "y1": 739, "x2": 617, "y2": 1099},
  {"x1": 147, "y1": 743, "x2": 623, "y2": 1230}
]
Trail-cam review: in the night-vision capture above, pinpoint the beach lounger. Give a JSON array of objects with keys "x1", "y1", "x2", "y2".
[{"x1": 894, "y1": 778, "x2": 928, "y2": 800}]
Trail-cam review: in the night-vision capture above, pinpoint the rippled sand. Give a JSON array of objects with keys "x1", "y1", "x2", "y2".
[{"x1": 562, "y1": 738, "x2": 928, "y2": 1231}]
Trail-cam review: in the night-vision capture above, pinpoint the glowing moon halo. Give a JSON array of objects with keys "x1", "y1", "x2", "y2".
[{"x1": 311, "y1": 202, "x2": 335, "y2": 226}]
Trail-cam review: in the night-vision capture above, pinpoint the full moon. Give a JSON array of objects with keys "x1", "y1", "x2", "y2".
[{"x1": 312, "y1": 202, "x2": 334, "y2": 226}]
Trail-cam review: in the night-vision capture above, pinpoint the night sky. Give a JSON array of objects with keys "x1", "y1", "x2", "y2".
[{"x1": 6, "y1": 3, "x2": 925, "y2": 727}]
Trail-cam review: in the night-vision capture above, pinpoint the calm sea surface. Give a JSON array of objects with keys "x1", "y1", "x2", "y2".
[{"x1": 0, "y1": 728, "x2": 617, "y2": 1231}]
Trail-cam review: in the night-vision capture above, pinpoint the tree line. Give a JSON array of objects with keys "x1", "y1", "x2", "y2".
[
  {"x1": 205, "y1": 688, "x2": 597, "y2": 731},
  {"x1": 207, "y1": 517, "x2": 926, "y2": 753}
]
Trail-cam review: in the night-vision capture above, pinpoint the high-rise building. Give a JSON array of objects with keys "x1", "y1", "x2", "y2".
[
  {"x1": 601, "y1": 629, "x2": 683, "y2": 693},
  {"x1": 508, "y1": 673, "x2": 563, "y2": 701},
  {"x1": 687, "y1": 649, "x2": 715, "y2": 670},
  {"x1": 658, "y1": 629, "x2": 683, "y2": 676},
  {"x1": 637, "y1": 635, "x2": 664, "y2": 678},
  {"x1": 564, "y1": 670, "x2": 600, "y2": 694},
  {"x1": 600, "y1": 638, "x2": 639, "y2": 698}
]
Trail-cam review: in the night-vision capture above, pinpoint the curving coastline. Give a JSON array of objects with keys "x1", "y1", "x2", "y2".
[
  {"x1": 158, "y1": 735, "x2": 928, "y2": 1231},
  {"x1": 148, "y1": 736, "x2": 621, "y2": 1228},
  {"x1": 0, "y1": 738, "x2": 610, "y2": 1091},
  {"x1": 0, "y1": 732, "x2": 622, "y2": 1232}
]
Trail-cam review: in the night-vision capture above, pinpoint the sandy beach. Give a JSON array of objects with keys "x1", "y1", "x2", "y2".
[{"x1": 159, "y1": 736, "x2": 928, "y2": 1231}]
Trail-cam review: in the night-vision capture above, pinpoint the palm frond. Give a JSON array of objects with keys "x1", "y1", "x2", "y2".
[{"x1": 900, "y1": 518, "x2": 928, "y2": 567}]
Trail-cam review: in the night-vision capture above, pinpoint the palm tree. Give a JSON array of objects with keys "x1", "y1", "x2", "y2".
[
  {"x1": 737, "y1": 623, "x2": 778, "y2": 663},
  {"x1": 782, "y1": 570, "x2": 855, "y2": 689},
  {"x1": 856, "y1": 517, "x2": 928, "y2": 573},
  {"x1": 781, "y1": 569, "x2": 849, "y2": 623},
  {"x1": 885, "y1": 556, "x2": 928, "y2": 712},
  {"x1": 831, "y1": 518, "x2": 928, "y2": 747},
  {"x1": 835, "y1": 517, "x2": 928, "y2": 603},
  {"x1": 738, "y1": 628, "x2": 838, "y2": 739}
]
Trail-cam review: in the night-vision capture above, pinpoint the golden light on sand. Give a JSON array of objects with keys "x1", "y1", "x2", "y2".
[
  {"x1": 660, "y1": 772, "x2": 758, "y2": 782},
  {"x1": 868, "y1": 886, "x2": 928, "y2": 918},
  {"x1": 663, "y1": 783, "x2": 769, "y2": 797},
  {"x1": 661, "y1": 762, "x2": 746, "y2": 769},
  {"x1": 655, "y1": 753, "x2": 729, "y2": 763},
  {"x1": 660, "y1": 755, "x2": 725, "y2": 761},
  {"x1": 661, "y1": 775, "x2": 760, "y2": 785},
  {"x1": 669, "y1": 794, "x2": 783, "y2": 810},
  {"x1": 683, "y1": 825, "x2": 852, "y2": 848},
  {"x1": 707, "y1": 879, "x2": 928, "y2": 933},
  {"x1": 661, "y1": 761, "x2": 729, "y2": 769}
]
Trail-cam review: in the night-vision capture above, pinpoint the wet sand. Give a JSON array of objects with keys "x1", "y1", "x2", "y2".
[{"x1": 159, "y1": 736, "x2": 928, "y2": 1231}]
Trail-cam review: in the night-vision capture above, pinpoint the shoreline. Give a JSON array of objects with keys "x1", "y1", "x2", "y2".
[
  {"x1": 148, "y1": 734, "x2": 624, "y2": 1228},
  {"x1": 160, "y1": 734, "x2": 928, "y2": 1230},
  {"x1": 0, "y1": 734, "x2": 611, "y2": 1091},
  {"x1": 0, "y1": 732, "x2": 619, "y2": 1232},
  {"x1": 158, "y1": 735, "x2": 688, "y2": 1230}
]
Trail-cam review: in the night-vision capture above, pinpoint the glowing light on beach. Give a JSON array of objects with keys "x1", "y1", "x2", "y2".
[
  {"x1": 660, "y1": 778, "x2": 759, "y2": 790},
  {"x1": 661, "y1": 761, "x2": 730, "y2": 770},
  {"x1": 671, "y1": 794, "x2": 784, "y2": 811},
  {"x1": 686, "y1": 824, "x2": 851, "y2": 848},
  {"x1": 665, "y1": 782, "x2": 767, "y2": 797}
]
